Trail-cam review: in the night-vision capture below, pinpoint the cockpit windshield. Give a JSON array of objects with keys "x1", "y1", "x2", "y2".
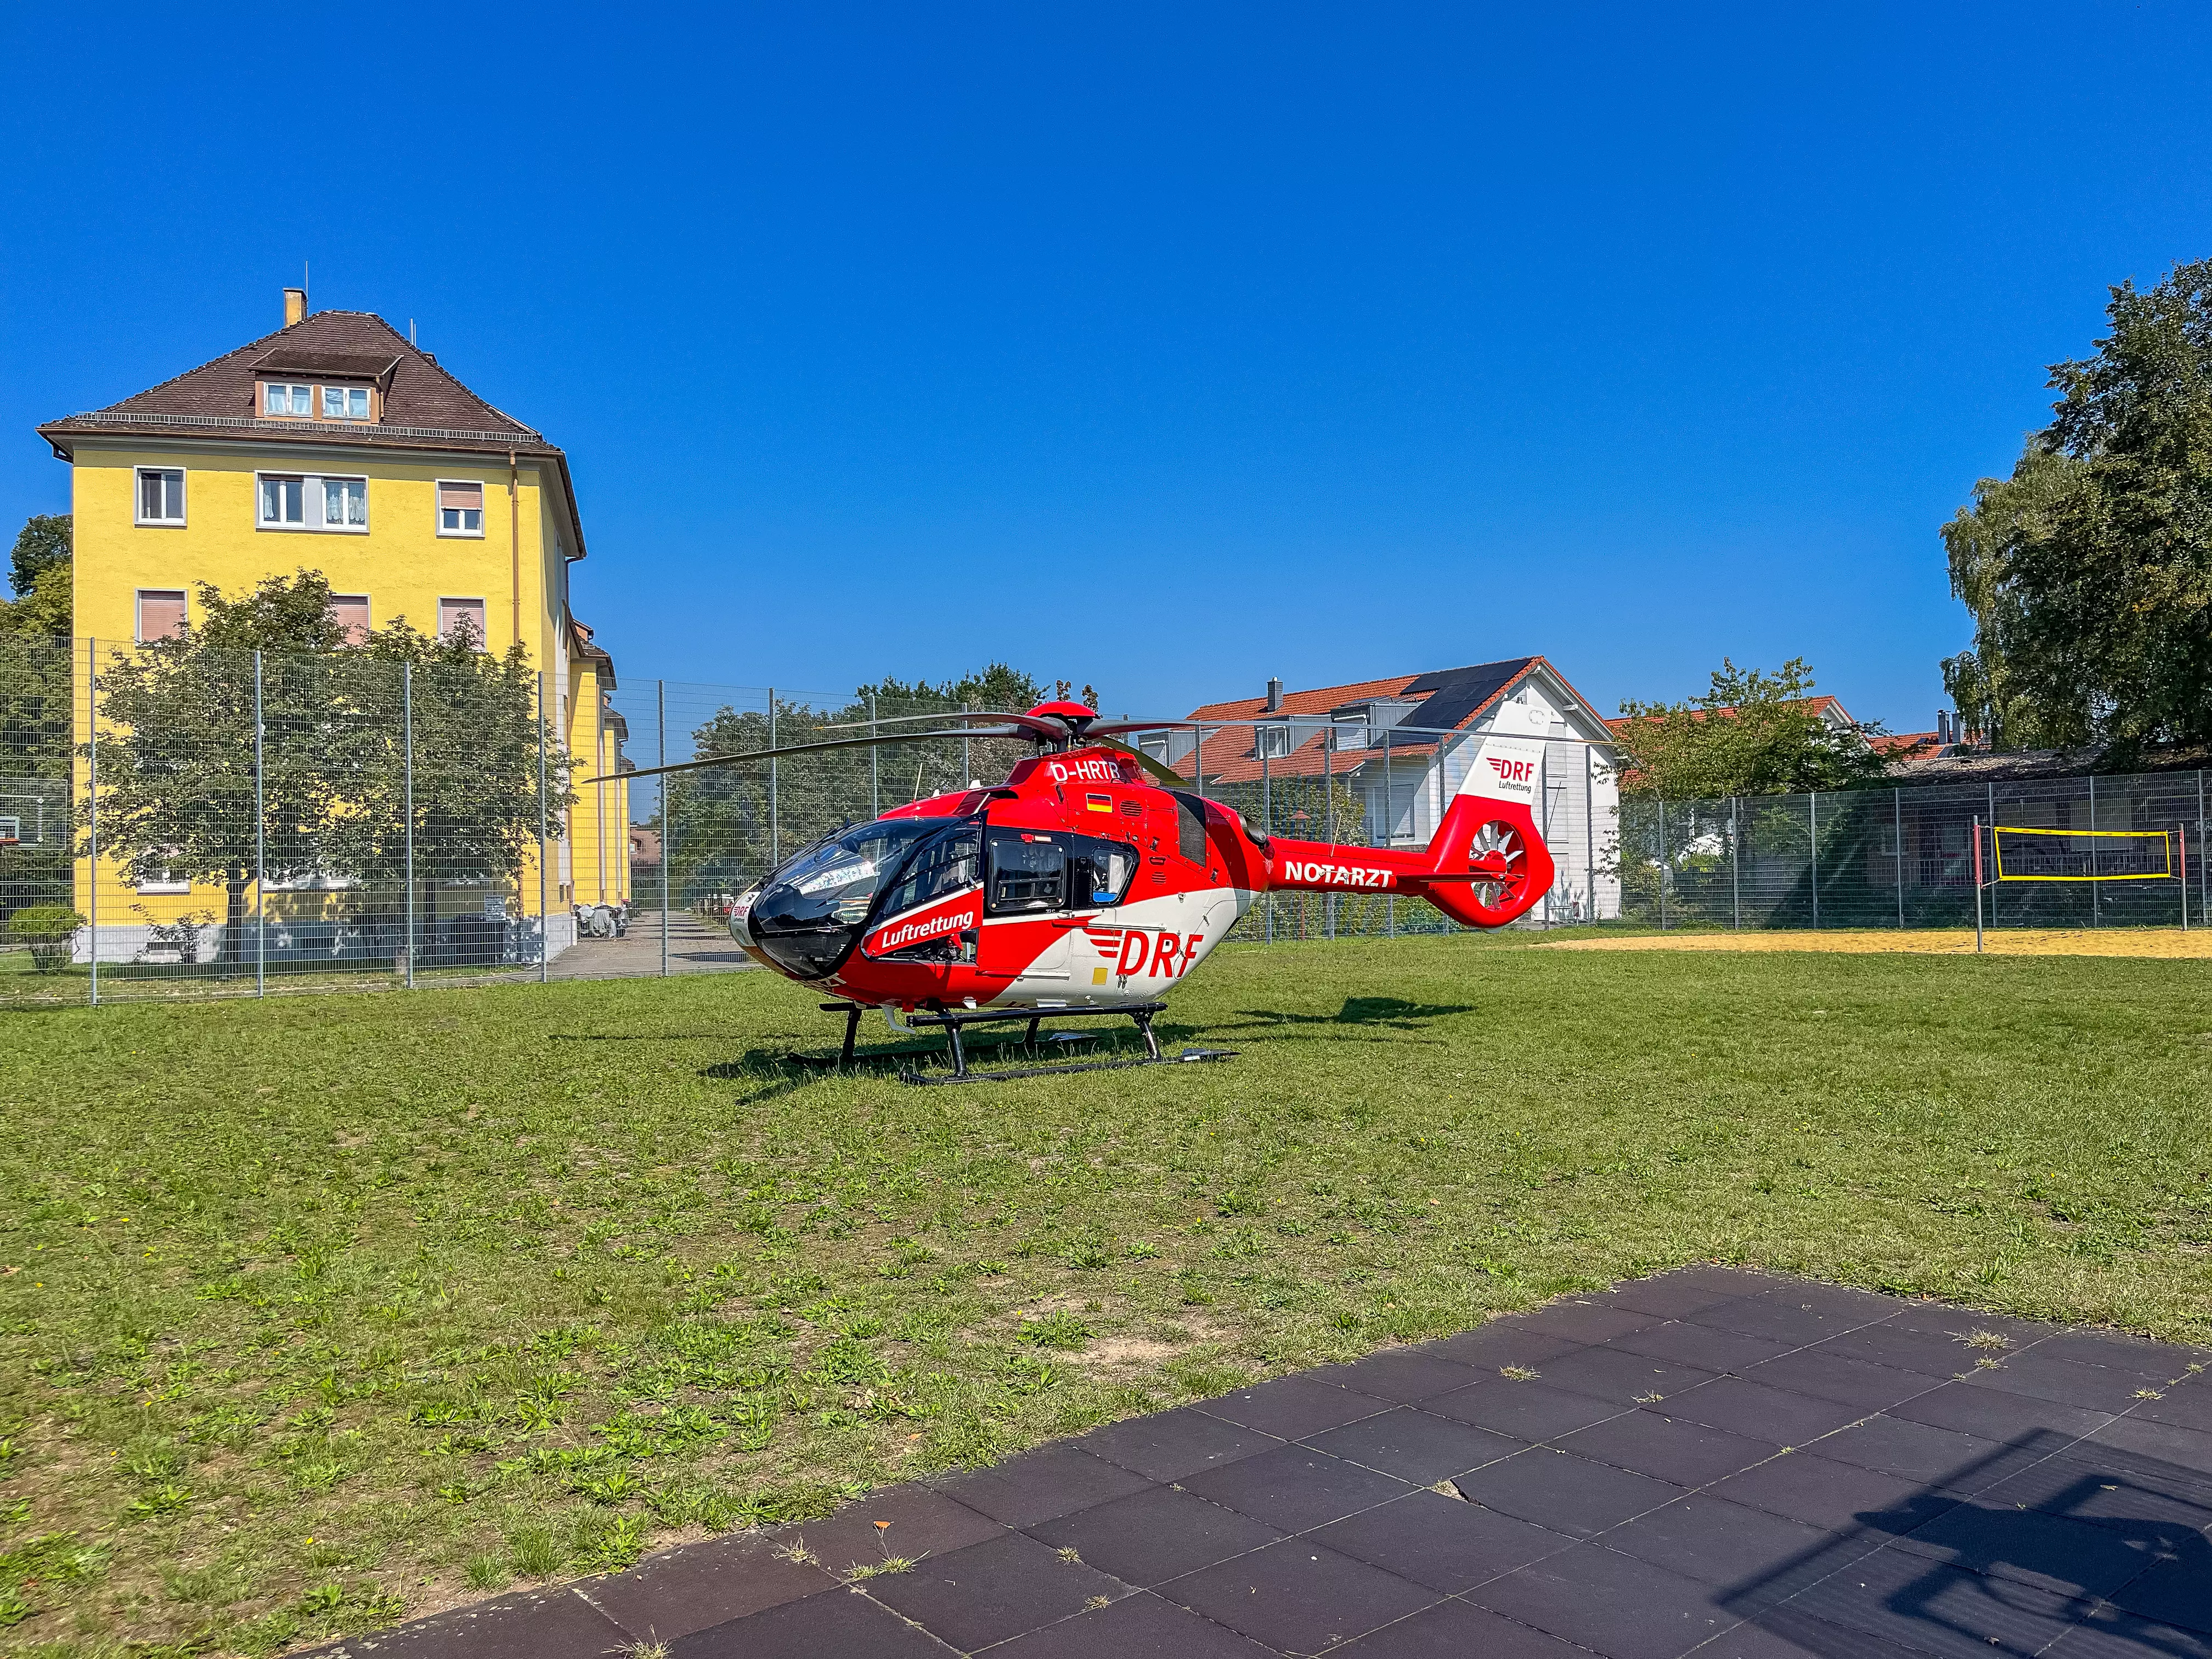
[{"x1": 746, "y1": 817, "x2": 961, "y2": 978}]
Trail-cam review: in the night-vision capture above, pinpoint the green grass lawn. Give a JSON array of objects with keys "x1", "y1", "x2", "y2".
[{"x1": 3, "y1": 936, "x2": 2210, "y2": 1655}]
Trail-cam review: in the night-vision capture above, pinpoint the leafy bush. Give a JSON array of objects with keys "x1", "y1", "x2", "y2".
[{"x1": 5, "y1": 906, "x2": 83, "y2": 972}]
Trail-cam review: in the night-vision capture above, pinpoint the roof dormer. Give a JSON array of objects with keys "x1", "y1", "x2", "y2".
[{"x1": 250, "y1": 348, "x2": 398, "y2": 425}]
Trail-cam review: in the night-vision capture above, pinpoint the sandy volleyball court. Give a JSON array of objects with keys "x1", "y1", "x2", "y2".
[{"x1": 1538, "y1": 927, "x2": 2212, "y2": 958}]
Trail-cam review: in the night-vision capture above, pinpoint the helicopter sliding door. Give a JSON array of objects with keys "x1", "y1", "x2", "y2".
[{"x1": 980, "y1": 828, "x2": 1073, "y2": 985}]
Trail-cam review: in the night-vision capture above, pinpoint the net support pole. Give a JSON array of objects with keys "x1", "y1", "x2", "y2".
[
  {"x1": 1809, "y1": 790, "x2": 1820, "y2": 930},
  {"x1": 1972, "y1": 815, "x2": 1984, "y2": 954},
  {"x1": 403, "y1": 661, "x2": 415, "y2": 990},
  {"x1": 2088, "y1": 774, "x2": 2099, "y2": 927},
  {"x1": 1730, "y1": 795, "x2": 1741, "y2": 930},
  {"x1": 255, "y1": 650, "x2": 266, "y2": 997},
  {"x1": 2180, "y1": 825, "x2": 2188, "y2": 933},
  {"x1": 1657, "y1": 797, "x2": 1668, "y2": 930},
  {"x1": 1894, "y1": 788, "x2": 1905, "y2": 930},
  {"x1": 659, "y1": 678, "x2": 670, "y2": 978}
]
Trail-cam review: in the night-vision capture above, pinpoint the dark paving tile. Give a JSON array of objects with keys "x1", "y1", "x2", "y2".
[
  {"x1": 1310, "y1": 1489, "x2": 1575, "y2": 1593},
  {"x1": 1960, "y1": 1350, "x2": 2183, "y2": 1414},
  {"x1": 1736, "y1": 1349, "x2": 1939, "y2": 1412},
  {"x1": 1887, "y1": 1379, "x2": 2113, "y2": 1443},
  {"x1": 1424, "y1": 1379, "x2": 1624, "y2": 1442},
  {"x1": 2045, "y1": 1434, "x2": 2212, "y2": 1503},
  {"x1": 1500, "y1": 1300, "x2": 1669, "y2": 1346},
  {"x1": 1076, "y1": 1406, "x2": 1278, "y2": 1483},
  {"x1": 863, "y1": 1531, "x2": 1128, "y2": 1652},
  {"x1": 1420, "y1": 1324, "x2": 1585, "y2": 1372},
  {"x1": 1530, "y1": 1345, "x2": 1719, "y2": 1408},
  {"x1": 1333, "y1": 1596, "x2": 1591, "y2": 1656},
  {"x1": 2100, "y1": 1555, "x2": 2212, "y2": 1639},
  {"x1": 771, "y1": 1484, "x2": 1004, "y2": 1577},
  {"x1": 1770, "y1": 1546, "x2": 2086, "y2": 1658},
  {"x1": 1881, "y1": 1492, "x2": 2168, "y2": 1599},
  {"x1": 1708, "y1": 1448, "x2": 1965, "y2": 1532},
  {"x1": 669, "y1": 1585, "x2": 949, "y2": 1658},
  {"x1": 1810, "y1": 1321, "x2": 1994, "y2": 1380},
  {"x1": 983, "y1": 1588, "x2": 1280, "y2": 1658},
  {"x1": 2079, "y1": 1411, "x2": 2212, "y2": 1476},
  {"x1": 1600, "y1": 1493, "x2": 1840, "y2": 1597},
  {"x1": 1611, "y1": 1319, "x2": 1798, "y2": 1374},
  {"x1": 1194, "y1": 1373, "x2": 1393, "y2": 1441},
  {"x1": 2042, "y1": 1602, "x2": 2212, "y2": 1659},
  {"x1": 1552, "y1": 1409, "x2": 1782, "y2": 1487},
  {"x1": 1307, "y1": 1347, "x2": 1487, "y2": 1404},
  {"x1": 1159, "y1": 1538, "x2": 1441, "y2": 1655},
  {"x1": 2028, "y1": 1328, "x2": 2209, "y2": 1376},
  {"x1": 1695, "y1": 1608, "x2": 1900, "y2": 1658},
  {"x1": 1808, "y1": 1414, "x2": 2008, "y2": 1487},
  {"x1": 1301, "y1": 1406, "x2": 1526, "y2": 1482},
  {"x1": 2134, "y1": 1383, "x2": 2212, "y2": 1434},
  {"x1": 1466, "y1": 1544, "x2": 1737, "y2": 1659},
  {"x1": 320, "y1": 1586, "x2": 629, "y2": 1659},
  {"x1": 1882, "y1": 1304, "x2": 2058, "y2": 1350},
  {"x1": 1972, "y1": 1453, "x2": 2212, "y2": 1536},
  {"x1": 1179, "y1": 1442, "x2": 1413, "y2": 1533},
  {"x1": 1754, "y1": 1282, "x2": 1905, "y2": 1321},
  {"x1": 1026, "y1": 1484, "x2": 1283, "y2": 1588},
  {"x1": 1451, "y1": 1447, "x2": 1686, "y2": 1538},
  {"x1": 934, "y1": 1442, "x2": 1153, "y2": 1528},
  {"x1": 578, "y1": 1533, "x2": 837, "y2": 1641},
  {"x1": 1654, "y1": 1377, "x2": 1868, "y2": 1446},
  {"x1": 1688, "y1": 1299, "x2": 1869, "y2": 1347},
  {"x1": 1602, "y1": 1270, "x2": 1766, "y2": 1319}
]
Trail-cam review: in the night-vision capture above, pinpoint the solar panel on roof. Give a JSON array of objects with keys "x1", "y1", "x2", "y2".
[{"x1": 1396, "y1": 658, "x2": 1533, "y2": 732}]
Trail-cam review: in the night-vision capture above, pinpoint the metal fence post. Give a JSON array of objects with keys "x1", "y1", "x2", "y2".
[
  {"x1": 1808, "y1": 790, "x2": 1819, "y2": 930},
  {"x1": 1988, "y1": 781, "x2": 1997, "y2": 930},
  {"x1": 255, "y1": 650, "x2": 266, "y2": 997},
  {"x1": 1894, "y1": 787, "x2": 1905, "y2": 930},
  {"x1": 1261, "y1": 737, "x2": 1273, "y2": 944},
  {"x1": 1657, "y1": 797, "x2": 1668, "y2": 930},
  {"x1": 1382, "y1": 725, "x2": 1395, "y2": 935},
  {"x1": 870, "y1": 691, "x2": 879, "y2": 817},
  {"x1": 86, "y1": 637, "x2": 98, "y2": 1006},
  {"x1": 2199, "y1": 770, "x2": 2207, "y2": 928},
  {"x1": 1584, "y1": 748, "x2": 1595, "y2": 924},
  {"x1": 1730, "y1": 795, "x2": 1741, "y2": 930},
  {"x1": 962, "y1": 703, "x2": 972, "y2": 789},
  {"x1": 768, "y1": 689, "x2": 779, "y2": 866},
  {"x1": 538, "y1": 671, "x2": 549, "y2": 983},
  {"x1": 659, "y1": 678, "x2": 670, "y2": 978},
  {"x1": 1323, "y1": 723, "x2": 1335, "y2": 941},
  {"x1": 403, "y1": 662, "x2": 416, "y2": 989},
  {"x1": 2088, "y1": 773, "x2": 2100, "y2": 926}
]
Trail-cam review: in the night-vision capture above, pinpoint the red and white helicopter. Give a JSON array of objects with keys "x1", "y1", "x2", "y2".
[{"x1": 611, "y1": 700, "x2": 1555, "y2": 1081}]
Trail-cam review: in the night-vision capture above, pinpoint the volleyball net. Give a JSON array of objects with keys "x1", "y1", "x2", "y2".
[{"x1": 1988, "y1": 824, "x2": 2177, "y2": 883}]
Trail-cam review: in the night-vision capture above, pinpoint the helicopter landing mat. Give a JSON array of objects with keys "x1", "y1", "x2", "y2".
[
  {"x1": 301, "y1": 1267, "x2": 2212, "y2": 1659},
  {"x1": 1538, "y1": 926, "x2": 2212, "y2": 958}
]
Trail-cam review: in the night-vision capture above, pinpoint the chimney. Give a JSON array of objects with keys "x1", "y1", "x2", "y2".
[
  {"x1": 283, "y1": 287, "x2": 307, "y2": 327},
  {"x1": 1266, "y1": 676, "x2": 1283, "y2": 713}
]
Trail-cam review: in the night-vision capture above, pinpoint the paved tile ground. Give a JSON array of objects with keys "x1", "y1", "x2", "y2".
[{"x1": 311, "y1": 1269, "x2": 2212, "y2": 1658}]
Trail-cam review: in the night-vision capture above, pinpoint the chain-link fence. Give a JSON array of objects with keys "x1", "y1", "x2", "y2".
[
  {"x1": 1618, "y1": 777, "x2": 2209, "y2": 931},
  {"x1": 9, "y1": 634, "x2": 2200, "y2": 1007}
]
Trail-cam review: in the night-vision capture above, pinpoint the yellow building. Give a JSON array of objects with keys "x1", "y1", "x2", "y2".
[{"x1": 37, "y1": 289, "x2": 630, "y2": 966}]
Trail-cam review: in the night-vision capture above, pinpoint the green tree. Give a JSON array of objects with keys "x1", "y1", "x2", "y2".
[
  {"x1": 1943, "y1": 258, "x2": 2212, "y2": 757},
  {"x1": 87, "y1": 572, "x2": 568, "y2": 967},
  {"x1": 0, "y1": 516, "x2": 75, "y2": 918},
  {"x1": 1611, "y1": 659, "x2": 1897, "y2": 799},
  {"x1": 8, "y1": 515, "x2": 70, "y2": 605}
]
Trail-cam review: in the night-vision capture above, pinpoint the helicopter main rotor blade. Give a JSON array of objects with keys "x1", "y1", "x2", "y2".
[
  {"x1": 584, "y1": 726, "x2": 1030, "y2": 784},
  {"x1": 1090, "y1": 734, "x2": 1190, "y2": 788},
  {"x1": 815, "y1": 709, "x2": 1047, "y2": 732}
]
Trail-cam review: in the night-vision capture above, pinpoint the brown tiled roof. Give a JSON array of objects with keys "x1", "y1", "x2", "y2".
[{"x1": 38, "y1": 309, "x2": 589, "y2": 557}]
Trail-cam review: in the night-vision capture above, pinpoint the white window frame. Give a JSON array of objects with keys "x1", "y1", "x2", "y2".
[
  {"x1": 1256, "y1": 724, "x2": 1293, "y2": 759},
  {"x1": 134, "y1": 466, "x2": 186, "y2": 527},
  {"x1": 321, "y1": 384, "x2": 373, "y2": 421},
  {"x1": 256, "y1": 471, "x2": 370, "y2": 533},
  {"x1": 438, "y1": 596, "x2": 489, "y2": 648},
  {"x1": 263, "y1": 382, "x2": 313, "y2": 417},
  {"x1": 136, "y1": 866, "x2": 192, "y2": 895},
  {"x1": 435, "y1": 478, "x2": 487, "y2": 538}
]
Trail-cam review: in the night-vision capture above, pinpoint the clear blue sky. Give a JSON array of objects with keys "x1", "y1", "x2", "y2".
[{"x1": 5, "y1": 4, "x2": 2208, "y2": 730}]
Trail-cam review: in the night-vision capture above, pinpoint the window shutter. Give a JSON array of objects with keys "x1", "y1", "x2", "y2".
[
  {"x1": 438, "y1": 481, "x2": 484, "y2": 510},
  {"x1": 439, "y1": 598, "x2": 486, "y2": 646},
  {"x1": 330, "y1": 596, "x2": 371, "y2": 645},
  {"x1": 137, "y1": 591, "x2": 187, "y2": 642}
]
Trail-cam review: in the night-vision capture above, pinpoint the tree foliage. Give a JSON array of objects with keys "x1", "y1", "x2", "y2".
[
  {"x1": 1944, "y1": 258, "x2": 2212, "y2": 757},
  {"x1": 1611, "y1": 659, "x2": 1896, "y2": 799},
  {"x1": 88, "y1": 571, "x2": 571, "y2": 963}
]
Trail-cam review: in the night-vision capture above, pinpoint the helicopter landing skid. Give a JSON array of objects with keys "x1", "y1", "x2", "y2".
[{"x1": 885, "y1": 1000, "x2": 1234, "y2": 1086}]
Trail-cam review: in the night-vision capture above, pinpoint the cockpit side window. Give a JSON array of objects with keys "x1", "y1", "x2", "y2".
[
  {"x1": 873, "y1": 827, "x2": 980, "y2": 921},
  {"x1": 1068, "y1": 836, "x2": 1135, "y2": 907},
  {"x1": 986, "y1": 830, "x2": 1065, "y2": 914}
]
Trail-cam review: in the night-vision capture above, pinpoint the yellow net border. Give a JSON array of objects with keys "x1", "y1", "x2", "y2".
[{"x1": 1991, "y1": 823, "x2": 2175, "y2": 883}]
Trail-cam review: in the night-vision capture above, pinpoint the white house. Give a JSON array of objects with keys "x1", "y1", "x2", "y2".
[{"x1": 1145, "y1": 657, "x2": 1623, "y2": 923}]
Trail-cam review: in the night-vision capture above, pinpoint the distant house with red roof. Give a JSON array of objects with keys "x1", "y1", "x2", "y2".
[{"x1": 1149, "y1": 657, "x2": 1623, "y2": 923}]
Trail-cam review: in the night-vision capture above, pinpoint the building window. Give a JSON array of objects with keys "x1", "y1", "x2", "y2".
[
  {"x1": 258, "y1": 473, "x2": 368, "y2": 532},
  {"x1": 1256, "y1": 725, "x2": 1293, "y2": 759},
  {"x1": 135, "y1": 467, "x2": 185, "y2": 525},
  {"x1": 437, "y1": 480, "x2": 485, "y2": 535},
  {"x1": 263, "y1": 382, "x2": 312, "y2": 416},
  {"x1": 321, "y1": 385, "x2": 371, "y2": 421},
  {"x1": 136, "y1": 866, "x2": 192, "y2": 895},
  {"x1": 330, "y1": 595, "x2": 371, "y2": 645},
  {"x1": 439, "y1": 597, "x2": 486, "y2": 647},
  {"x1": 136, "y1": 590, "x2": 187, "y2": 643}
]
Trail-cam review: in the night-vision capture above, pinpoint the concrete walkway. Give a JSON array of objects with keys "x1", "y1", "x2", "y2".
[
  {"x1": 545, "y1": 909, "x2": 755, "y2": 979},
  {"x1": 308, "y1": 1268, "x2": 2212, "y2": 1658}
]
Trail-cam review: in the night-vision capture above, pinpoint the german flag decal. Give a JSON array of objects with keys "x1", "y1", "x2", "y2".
[{"x1": 1086, "y1": 793, "x2": 1113, "y2": 811}]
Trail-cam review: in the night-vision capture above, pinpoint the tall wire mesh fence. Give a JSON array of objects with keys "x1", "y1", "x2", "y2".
[{"x1": 4, "y1": 633, "x2": 2203, "y2": 1008}]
